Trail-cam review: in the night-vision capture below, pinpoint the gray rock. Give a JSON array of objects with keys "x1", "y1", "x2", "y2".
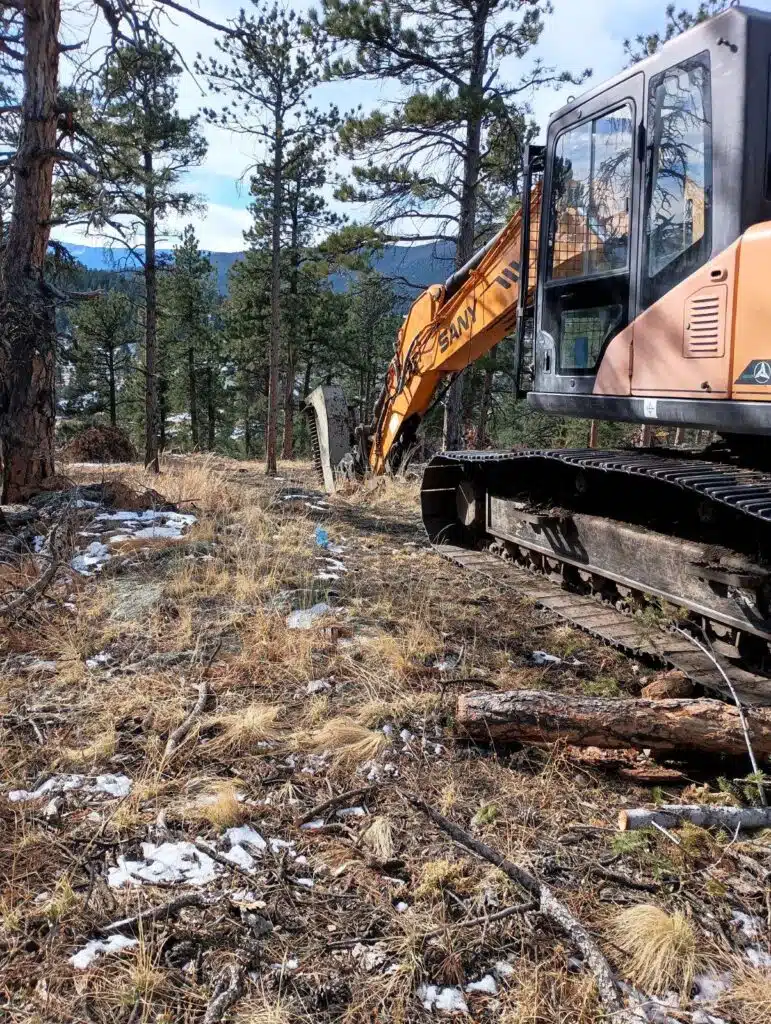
[{"x1": 109, "y1": 581, "x2": 164, "y2": 623}]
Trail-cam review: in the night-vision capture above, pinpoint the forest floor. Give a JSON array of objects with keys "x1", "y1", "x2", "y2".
[{"x1": 1, "y1": 455, "x2": 770, "y2": 1023}]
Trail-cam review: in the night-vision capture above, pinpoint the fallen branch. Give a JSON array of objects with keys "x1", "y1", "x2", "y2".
[
  {"x1": 297, "y1": 784, "x2": 380, "y2": 825},
  {"x1": 404, "y1": 792, "x2": 636, "y2": 1022},
  {"x1": 456, "y1": 689, "x2": 771, "y2": 755},
  {"x1": 619, "y1": 804, "x2": 771, "y2": 833},
  {"x1": 0, "y1": 533, "x2": 60, "y2": 618},
  {"x1": 163, "y1": 640, "x2": 221, "y2": 760},
  {"x1": 203, "y1": 965, "x2": 244, "y2": 1024},
  {"x1": 100, "y1": 893, "x2": 216, "y2": 934}
]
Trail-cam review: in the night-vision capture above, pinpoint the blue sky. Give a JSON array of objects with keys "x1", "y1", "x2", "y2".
[{"x1": 54, "y1": 0, "x2": 771, "y2": 252}]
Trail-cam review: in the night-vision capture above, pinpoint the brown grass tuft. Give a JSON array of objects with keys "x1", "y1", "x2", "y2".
[
  {"x1": 611, "y1": 903, "x2": 704, "y2": 994},
  {"x1": 206, "y1": 702, "x2": 282, "y2": 754},
  {"x1": 720, "y1": 964, "x2": 771, "y2": 1024},
  {"x1": 302, "y1": 717, "x2": 388, "y2": 767},
  {"x1": 183, "y1": 782, "x2": 247, "y2": 829},
  {"x1": 360, "y1": 815, "x2": 395, "y2": 861}
]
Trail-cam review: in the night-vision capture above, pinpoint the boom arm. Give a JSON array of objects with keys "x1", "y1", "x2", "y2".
[{"x1": 366, "y1": 184, "x2": 542, "y2": 474}]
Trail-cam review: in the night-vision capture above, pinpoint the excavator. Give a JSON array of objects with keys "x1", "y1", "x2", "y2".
[{"x1": 305, "y1": 5, "x2": 771, "y2": 700}]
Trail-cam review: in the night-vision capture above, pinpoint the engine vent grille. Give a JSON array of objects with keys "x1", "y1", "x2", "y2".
[{"x1": 684, "y1": 286, "x2": 726, "y2": 358}]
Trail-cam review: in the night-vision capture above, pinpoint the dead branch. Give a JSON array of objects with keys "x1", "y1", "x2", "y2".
[
  {"x1": 100, "y1": 893, "x2": 217, "y2": 934},
  {"x1": 618, "y1": 804, "x2": 771, "y2": 832},
  {"x1": 456, "y1": 688, "x2": 771, "y2": 756},
  {"x1": 203, "y1": 965, "x2": 244, "y2": 1024},
  {"x1": 0, "y1": 526, "x2": 60, "y2": 618},
  {"x1": 163, "y1": 640, "x2": 221, "y2": 759},
  {"x1": 404, "y1": 792, "x2": 636, "y2": 1022},
  {"x1": 297, "y1": 784, "x2": 380, "y2": 825}
]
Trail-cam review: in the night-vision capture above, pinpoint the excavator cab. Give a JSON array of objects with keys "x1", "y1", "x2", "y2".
[{"x1": 520, "y1": 4, "x2": 771, "y2": 435}]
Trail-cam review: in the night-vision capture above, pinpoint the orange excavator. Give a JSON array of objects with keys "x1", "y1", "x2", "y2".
[{"x1": 306, "y1": 6, "x2": 771, "y2": 697}]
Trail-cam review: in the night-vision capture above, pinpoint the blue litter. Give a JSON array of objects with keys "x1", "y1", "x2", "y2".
[{"x1": 314, "y1": 526, "x2": 330, "y2": 549}]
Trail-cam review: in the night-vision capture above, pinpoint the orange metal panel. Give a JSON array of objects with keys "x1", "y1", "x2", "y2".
[{"x1": 731, "y1": 222, "x2": 771, "y2": 402}]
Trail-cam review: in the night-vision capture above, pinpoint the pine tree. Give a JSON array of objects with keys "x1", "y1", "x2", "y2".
[
  {"x1": 161, "y1": 226, "x2": 219, "y2": 449},
  {"x1": 68, "y1": 291, "x2": 139, "y2": 426},
  {"x1": 625, "y1": 1, "x2": 728, "y2": 62},
  {"x1": 198, "y1": 3, "x2": 337, "y2": 475},
  {"x1": 66, "y1": 36, "x2": 206, "y2": 471},
  {"x1": 317, "y1": 0, "x2": 588, "y2": 449}
]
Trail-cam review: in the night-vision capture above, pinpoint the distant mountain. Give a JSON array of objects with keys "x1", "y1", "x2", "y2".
[{"x1": 60, "y1": 240, "x2": 457, "y2": 298}]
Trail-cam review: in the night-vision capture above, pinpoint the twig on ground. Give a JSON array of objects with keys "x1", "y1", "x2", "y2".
[
  {"x1": 0, "y1": 525, "x2": 60, "y2": 618},
  {"x1": 296, "y1": 784, "x2": 380, "y2": 825},
  {"x1": 203, "y1": 964, "x2": 244, "y2": 1024},
  {"x1": 100, "y1": 893, "x2": 217, "y2": 934},
  {"x1": 163, "y1": 639, "x2": 221, "y2": 759},
  {"x1": 674, "y1": 626, "x2": 767, "y2": 806},
  {"x1": 403, "y1": 790, "x2": 636, "y2": 1023}
]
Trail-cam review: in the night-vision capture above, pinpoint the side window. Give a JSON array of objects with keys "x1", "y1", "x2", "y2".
[
  {"x1": 548, "y1": 104, "x2": 634, "y2": 281},
  {"x1": 644, "y1": 53, "x2": 712, "y2": 306}
]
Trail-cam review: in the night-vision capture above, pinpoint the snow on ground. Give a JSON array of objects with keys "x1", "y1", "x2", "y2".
[{"x1": 70, "y1": 508, "x2": 197, "y2": 575}]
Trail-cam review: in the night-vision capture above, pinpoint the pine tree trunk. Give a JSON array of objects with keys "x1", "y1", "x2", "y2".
[
  {"x1": 0, "y1": 0, "x2": 60, "y2": 502},
  {"x1": 188, "y1": 345, "x2": 199, "y2": 446},
  {"x1": 108, "y1": 346, "x2": 117, "y2": 426},
  {"x1": 265, "y1": 108, "x2": 283, "y2": 477},
  {"x1": 476, "y1": 348, "x2": 496, "y2": 448},
  {"x1": 282, "y1": 347, "x2": 294, "y2": 459},
  {"x1": 206, "y1": 366, "x2": 215, "y2": 449},
  {"x1": 443, "y1": 8, "x2": 484, "y2": 451},
  {"x1": 244, "y1": 388, "x2": 251, "y2": 457},
  {"x1": 143, "y1": 153, "x2": 160, "y2": 473}
]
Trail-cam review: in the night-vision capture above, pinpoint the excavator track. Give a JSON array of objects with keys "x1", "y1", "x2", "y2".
[{"x1": 421, "y1": 448, "x2": 771, "y2": 705}]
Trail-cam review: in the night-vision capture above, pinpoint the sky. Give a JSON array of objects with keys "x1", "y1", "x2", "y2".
[{"x1": 52, "y1": 0, "x2": 771, "y2": 254}]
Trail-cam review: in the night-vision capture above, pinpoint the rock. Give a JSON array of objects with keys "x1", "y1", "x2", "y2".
[
  {"x1": 286, "y1": 603, "x2": 332, "y2": 629},
  {"x1": 109, "y1": 581, "x2": 164, "y2": 623},
  {"x1": 642, "y1": 670, "x2": 694, "y2": 700}
]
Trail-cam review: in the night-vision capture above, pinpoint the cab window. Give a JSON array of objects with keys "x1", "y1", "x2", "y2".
[{"x1": 644, "y1": 52, "x2": 712, "y2": 306}]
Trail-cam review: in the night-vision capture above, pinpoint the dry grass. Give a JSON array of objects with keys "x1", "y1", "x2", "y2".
[
  {"x1": 720, "y1": 964, "x2": 771, "y2": 1024},
  {"x1": 301, "y1": 716, "x2": 389, "y2": 767},
  {"x1": 205, "y1": 702, "x2": 282, "y2": 754},
  {"x1": 183, "y1": 781, "x2": 248, "y2": 829},
  {"x1": 360, "y1": 815, "x2": 395, "y2": 861},
  {"x1": 610, "y1": 903, "x2": 705, "y2": 994}
]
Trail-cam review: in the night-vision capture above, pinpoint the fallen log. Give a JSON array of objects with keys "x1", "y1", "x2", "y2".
[
  {"x1": 619, "y1": 804, "x2": 771, "y2": 832},
  {"x1": 456, "y1": 689, "x2": 771, "y2": 756}
]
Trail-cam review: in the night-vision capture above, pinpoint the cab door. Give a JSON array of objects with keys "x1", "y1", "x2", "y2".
[{"x1": 535, "y1": 74, "x2": 644, "y2": 397}]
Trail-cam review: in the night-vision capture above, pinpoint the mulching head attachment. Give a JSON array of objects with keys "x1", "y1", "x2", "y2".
[{"x1": 303, "y1": 385, "x2": 357, "y2": 493}]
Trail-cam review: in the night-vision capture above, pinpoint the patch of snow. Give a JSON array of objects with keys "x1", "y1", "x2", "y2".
[
  {"x1": 8, "y1": 773, "x2": 131, "y2": 802},
  {"x1": 336, "y1": 806, "x2": 366, "y2": 818},
  {"x1": 315, "y1": 572, "x2": 339, "y2": 581},
  {"x1": 108, "y1": 841, "x2": 219, "y2": 887},
  {"x1": 466, "y1": 974, "x2": 497, "y2": 995},
  {"x1": 694, "y1": 972, "x2": 733, "y2": 1003},
  {"x1": 225, "y1": 825, "x2": 267, "y2": 854},
  {"x1": 223, "y1": 844, "x2": 256, "y2": 872},
  {"x1": 71, "y1": 541, "x2": 111, "y2": 575},
  {"x1": 95, "y1": 511, "x2": 141, "y2": 522},
  {"x1": 529, "y1": 650, "x2": 562, "y2": 666},
  {"x1": 301, "y1": 819, "x2": 326, "y2": 831},
  {"x1": 382, "y1": 724, "x2": 394, "y2": 737},
  {"x1": 306, "y1": 678, "x2": 332, "y2": 695},
  {"x1": 731, "y1": 911, "x2": 761, "y2": 939},
  {"x1": 132, "y1": 525, "x2": 185, "y2": 540},
  {"x1": 85, "y1": 651, "x2": 112, "y2": 670},
  {"x1": 320, "y1": 557, "x2": 347, "y2": 572},
  {"x1": 493, "y1": 960, "x2": 515, "y2": 978},
  {"x1": 417, "y1": 984, "x2": 468, "y2": 1013},
  {"x1": 70, "y1": 934, "x2": 138, "y2": 969},
  {"x1": 295, "y1": 877, "x2": 314, "y2": 888},
  {"x1": 286, "y1": 603, "x2": 332, "y2": 629},
  {"x1": 399, "y1": 729, "x2": 413, "y2": 744},
  {"x1": 33, "y1": 535, "x2": 45, "y2": 553},
  {"x1": 745, "y1": 948, "x2": 771, "y2": 968},
  {"x1": 395, "y1": 901, "x2": 409, "y2": 913}
]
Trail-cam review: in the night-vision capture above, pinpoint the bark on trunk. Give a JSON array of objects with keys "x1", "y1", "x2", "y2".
[
  {"x1": 265, "y1": 109, "x2": 283, "y2": 477},
  {"x1": 456, "y1": 690, "x2": 771, "y2": 756},
  {"x1": 619, "y1": 805, "x2": 771, "y2": 832},
  {"x1": 206, "y1": 366, "x2": 215, "y2": 449},
  {"x1": 107, "y1": 346, "x2": 117, "y2": 426},
  {"x1": 476, "y1": 348, "x2": 496, "y2": 448},
  {"x1": 0, "y1": 0, "x2": 60, "y2": 502},
  {"x1": 188, "y1": 345, "x2": 198, "y2": 446},
  {"x1": 442, "y1": 5, "x2": 484, "y2": 452},
  {"x1": 143, "y1": 152, "x2": 159, "y2": 473},
  {"x1": 588, "y1": 419, "x2": 599, "y2": 449}
]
